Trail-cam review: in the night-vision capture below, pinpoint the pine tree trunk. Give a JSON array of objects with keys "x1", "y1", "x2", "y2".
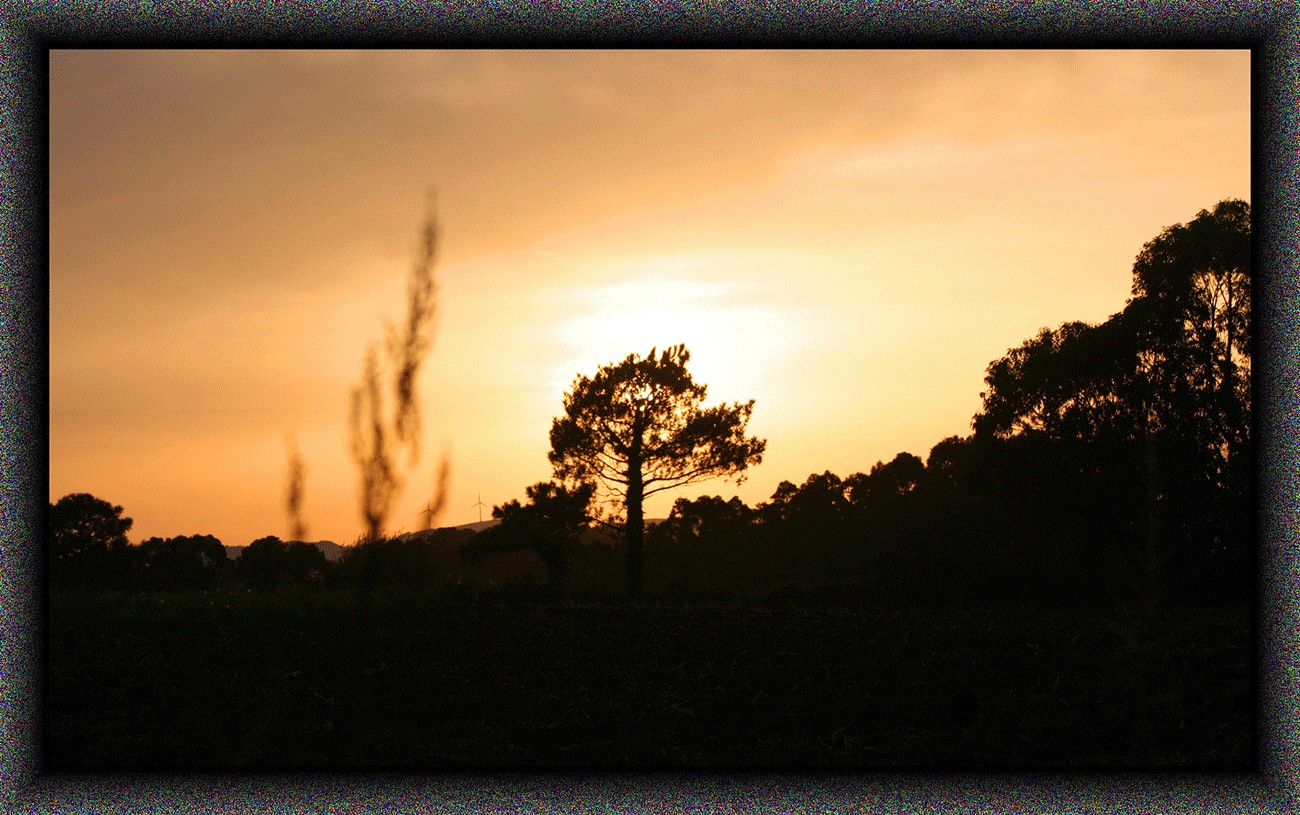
[{"x1": 626, "y1": 478, "x2": 645, "y2": 598}]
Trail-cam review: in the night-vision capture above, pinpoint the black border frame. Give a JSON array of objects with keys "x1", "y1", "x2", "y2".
[{"x1": 4, "y1": 4, "x2": 1296, "y2": 813}]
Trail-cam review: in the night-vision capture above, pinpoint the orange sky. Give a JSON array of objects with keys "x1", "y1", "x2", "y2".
[{"x1": 49, "y1": 49, "x2": 1251, "y2": 547}]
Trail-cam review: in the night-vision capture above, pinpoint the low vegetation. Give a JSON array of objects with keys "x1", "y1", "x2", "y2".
[{"x1": 48, "y1": 588, "x2": 1250, "y2": 768}]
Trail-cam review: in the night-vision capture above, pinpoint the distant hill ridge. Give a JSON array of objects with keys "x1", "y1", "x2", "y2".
[{"x1": 223, "y1": 517, "x2": 668, "y2": 561}]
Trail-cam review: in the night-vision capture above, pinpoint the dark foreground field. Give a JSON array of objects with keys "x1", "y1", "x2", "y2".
[{"x1": 47, "y1": 589, "x2": 1252, "y2": 769}]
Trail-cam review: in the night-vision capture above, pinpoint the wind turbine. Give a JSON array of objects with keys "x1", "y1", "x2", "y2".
[
  {"x1": 420, "y1": 500, "x2": 439, "y2": 530},
  {"x1": 471, "y1": 493, "x2": 488, "y2": 523}
]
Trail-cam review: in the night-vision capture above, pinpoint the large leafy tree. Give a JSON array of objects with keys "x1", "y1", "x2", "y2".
[
  {"x1": 975, "y1": 199, "x2": 1250, "y2": 462},
  {"x1": 549, "y1": 344, "x2": 766, "y2": 596},
  {"x1": 1127, "y1": 198, "x2": 1251, "y2": 482},
  {"x1": 49, "y1": 493, "x2": 133, "y2": 585}
]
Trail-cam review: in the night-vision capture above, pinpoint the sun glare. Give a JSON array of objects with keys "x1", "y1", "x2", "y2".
[{"x1": 548, "y1": 266, "x2": 813, "y2": 411}]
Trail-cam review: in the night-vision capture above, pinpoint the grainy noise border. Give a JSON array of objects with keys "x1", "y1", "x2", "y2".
[{"x1": 5, "y1": 6, "x2": 1297, "y2": 815}]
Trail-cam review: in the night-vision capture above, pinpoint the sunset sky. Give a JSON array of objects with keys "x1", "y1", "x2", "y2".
[{"x1": 49, "y1": 49, "x2": 1250, "y2": 547}]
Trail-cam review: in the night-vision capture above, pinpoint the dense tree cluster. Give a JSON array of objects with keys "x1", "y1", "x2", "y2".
[
  {"x1": 50, "y1": 201, "x2": 1249, "y2": 608},
  {"x1": 972, "y1": 200, "x2": 1250, "y2": 603},
  {"x1": 641, "y1": 200, "x2": 1251, "y2": 607}
]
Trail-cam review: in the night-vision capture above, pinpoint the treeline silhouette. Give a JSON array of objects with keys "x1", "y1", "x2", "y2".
[
  {"x1": 49, "y1": 200, "x2": 1250, "y2": 609},
  {"x1": 645, "y1": 431, "x2": 1246, "y2": 607},
  {"x1": 46, "y1": 495, "x2": 543, "y2": 594}
]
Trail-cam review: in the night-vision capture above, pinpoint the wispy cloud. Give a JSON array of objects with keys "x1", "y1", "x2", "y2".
[{"x1": 832, "y1": 139, "x2": 1041, "y2": 179}]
